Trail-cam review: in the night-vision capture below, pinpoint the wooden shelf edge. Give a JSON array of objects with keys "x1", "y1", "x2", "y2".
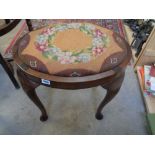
[{"x1": 124, "y1": 24, "x2": 138, "y2": 64}]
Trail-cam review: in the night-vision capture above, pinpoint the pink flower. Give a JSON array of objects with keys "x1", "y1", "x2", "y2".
[
  {"x1": 59, "y1": 57, "x2": 71, "y2": 64},
  {"x1": 146, "y1": 80, "x2": 151, "y2": 86},
  {"x1": 35, "y1": 42, "x2": 48, "y2": 52},
  {"x1": 41, "y1": 28, "x2": 53, "y2": 35},
  {"x1": 92, "y1": 47, "x2": 104, "y2": 56},
  {"x1": 95, "y1": 29, "x2": 103, "y2": 37},
  {"x1": 58, "y1": 54, "x2": 76, "y2": 64}
]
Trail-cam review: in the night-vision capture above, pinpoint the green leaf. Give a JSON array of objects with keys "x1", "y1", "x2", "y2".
[
  {"x1": 49, "y1": 45, "x2": 54, "y2": 48},
  {"x1": 75, "y1": 59, "x2": 80, "y2": 63},
  {"x1": 79, "y1": 27, "x2": 84, "y2": 32},
  {"x1": 72, "y1": 50, "x2": 85, "y2": 56},
  {"x1": 49, "y1": 35, "x2": 55, "y2": 41},
  {"x1": 52, "y1": 55, "x2": 58, "y2": 60},
  {"x1": 87, "y1": 47, "x2": 92, "y2": 51},
  {"x1": 72, "y1": 52, "x2": 80, "y2": 56},
  {"x1": 42, "y1": 52, "x2": 49, "y2": 59}
]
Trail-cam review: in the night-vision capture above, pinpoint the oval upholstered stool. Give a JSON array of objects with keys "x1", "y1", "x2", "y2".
[{"x1": 13, "y1": 23, "x2": 131, "y2": 122}]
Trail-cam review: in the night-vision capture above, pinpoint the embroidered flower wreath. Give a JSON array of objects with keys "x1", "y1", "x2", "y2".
[{"x1": 35, "y1": 23, "x2": 110, "y2": 64}]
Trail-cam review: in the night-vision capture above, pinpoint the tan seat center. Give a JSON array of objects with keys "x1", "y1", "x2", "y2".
[{"x1": 52, "y1": 29, "x2": 92, "y2": 52}]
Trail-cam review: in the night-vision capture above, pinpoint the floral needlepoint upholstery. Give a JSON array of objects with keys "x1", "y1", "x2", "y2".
[{"x1": 17, "y1": 23, "x2": 127, "y2": 77}]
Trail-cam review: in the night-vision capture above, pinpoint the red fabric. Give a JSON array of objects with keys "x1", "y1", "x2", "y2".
[{"x1": 5, "y1": 21, "x2": 27, "y2": 55}]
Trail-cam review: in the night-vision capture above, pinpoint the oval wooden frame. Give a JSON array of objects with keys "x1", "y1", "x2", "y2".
[{"x1": 13, "y1": 33, "x2": 131, "y2": 89}]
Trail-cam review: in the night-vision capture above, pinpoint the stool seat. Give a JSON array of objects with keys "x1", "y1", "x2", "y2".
[{"x1": 16, "y1": 23, "x2": 127, "y2": 77}]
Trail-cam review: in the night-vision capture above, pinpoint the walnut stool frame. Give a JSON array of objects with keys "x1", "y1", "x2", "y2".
[{"x1": 13, "y1": 36, "x2": 131, "y2": 122}]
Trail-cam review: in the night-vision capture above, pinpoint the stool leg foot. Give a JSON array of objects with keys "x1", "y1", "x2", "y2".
[
  {"x1": 40, "y1": 115, "x2": 48, "y2": 122},
  {"x1": 95, "y1": 113, "x2": 104, "y2": 120},
  {"x1": 17, "y1": 68, "x2": 48, "y2": 122},
  {"x1": 95, "y1": 89, "x2": 120, "y2": 120}
]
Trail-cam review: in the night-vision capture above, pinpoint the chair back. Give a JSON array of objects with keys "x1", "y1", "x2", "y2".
[
  {"x1": 0, "y1": 20, "x2": 21, "y2": 36},
  {"x1": 0, "y1": 19, "x2": 28, "y2": 59}
]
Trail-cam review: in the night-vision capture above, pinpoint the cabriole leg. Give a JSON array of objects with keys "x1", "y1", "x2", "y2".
[
  {"x1": 17, "y1": 68, "x2": 48, "y2": 122},
  {"x1": 95, "y1": 70, "x2": 125, "y2": 120}
]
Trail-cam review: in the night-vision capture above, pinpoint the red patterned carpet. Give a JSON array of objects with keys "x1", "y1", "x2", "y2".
[{"x1": 31, "y1": 19, "x2": 125, "y2": 38}]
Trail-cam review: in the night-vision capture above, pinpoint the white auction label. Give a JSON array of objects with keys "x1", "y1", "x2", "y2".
[{"x1": 41, "y1": 79, "x2": 50, "y2": 85}]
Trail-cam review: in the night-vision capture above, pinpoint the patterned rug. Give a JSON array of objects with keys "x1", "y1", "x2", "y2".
[{"x1": 31, "y1": 19, "x2": 125, "y2": 38}]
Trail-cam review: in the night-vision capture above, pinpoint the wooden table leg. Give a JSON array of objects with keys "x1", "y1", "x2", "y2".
[
  {"x1": 0, "y1": 54, "x2": 20, "y2": 89},
  {"x1": 17, "y1": 68, "x2": 48, "y2": 122},
  {"x1": 95, "y1": 70, "x2": 125, "y2": 120}
]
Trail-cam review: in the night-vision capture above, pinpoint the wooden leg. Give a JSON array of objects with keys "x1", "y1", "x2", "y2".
[
  {"x1": 26, "y1": 19, "x2": 33, "y2": 31},
  {"x1": 0, "y1": 54, "x2": 20, "y2": 89},
  {"x1": 95, "y1": 70, "x2": 125, "y2": 120},
  {"x1": 5, "y1": 19, "x2": 11, "y2": 24},
  {"x1": 17, "y1": 68, "x2": 48, "y2": 122}
]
